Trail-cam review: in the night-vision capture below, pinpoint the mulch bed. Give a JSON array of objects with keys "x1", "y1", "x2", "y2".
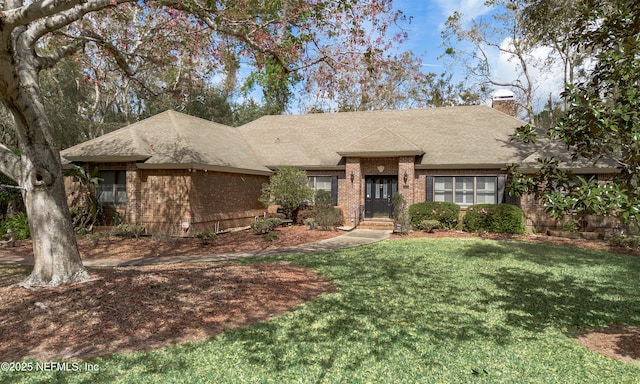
[
  {"x1": 0, "y1": 225, "x2": 343, "y2": 261},
  {"x1": 0, "y1": 262, "x2": 334, "y2": 361}
]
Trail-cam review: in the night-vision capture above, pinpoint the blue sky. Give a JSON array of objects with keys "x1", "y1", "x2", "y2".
[
  {"x1": 391, "y1": 0, "x2": 563, "y2": 112},
  {"x1": 391, "y1": 0, "x2": 491, "y2": 71}
]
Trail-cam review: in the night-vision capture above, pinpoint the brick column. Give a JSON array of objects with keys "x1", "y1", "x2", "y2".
[
  {"x1": 345, "y1": 158, "x2": 362, "y2": 225},
  {"x1": 125, "y1": 163, "x2": 141, "y2": 224},
  {"x1": 398, "y1": 156, "x2": 415, "y2": 206}
]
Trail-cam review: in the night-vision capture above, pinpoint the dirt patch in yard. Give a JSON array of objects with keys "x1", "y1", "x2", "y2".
[{"x1": 577, "y1": 326, "x2": 640, "y2": 363}]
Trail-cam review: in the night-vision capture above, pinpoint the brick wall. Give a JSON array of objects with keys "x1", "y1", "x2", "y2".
[
  {"x1": 398, "y1": 156, "x2": 416, "y2": 206},
  {"x1": 188, "y1": 170, "x2": 267, "y2": 233}
]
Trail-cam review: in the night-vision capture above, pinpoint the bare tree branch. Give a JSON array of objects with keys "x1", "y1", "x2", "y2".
[{"x1": 25, "y1": 0, "x2": 136, "y2": 46}]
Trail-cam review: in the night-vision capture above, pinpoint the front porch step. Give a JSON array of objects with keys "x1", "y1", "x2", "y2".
[{"x1": 357, "y1": 219, "x2": 395, "y2": 231}]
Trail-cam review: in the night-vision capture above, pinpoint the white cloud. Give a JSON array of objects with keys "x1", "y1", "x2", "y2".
[
  {"x1": 433, "y1": 0, "x2": 491, "y2": 21},
  {"x1": 488, "y1": 38, "x2": 565, "y2": 112}
]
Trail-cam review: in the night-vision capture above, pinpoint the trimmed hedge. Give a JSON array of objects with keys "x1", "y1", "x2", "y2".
[
  {"x1": 409, "y1": 201, "x2": 460, "y2": 229},
  {"x1": 462, "y1": 204, "x2": 526, "y2": 234}
]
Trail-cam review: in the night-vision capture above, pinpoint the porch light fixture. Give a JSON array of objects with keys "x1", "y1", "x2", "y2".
[
  {"x1": 403, "y1": 171, "x2": 408, "y2": 184},
  {"x1": 350, "y1": 172, "x2": 355, "y2": 183}
]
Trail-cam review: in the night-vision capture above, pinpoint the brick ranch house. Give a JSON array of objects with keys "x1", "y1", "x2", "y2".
[{"x1": 61, "y1": 94, "x2": 618, "y2": 235}]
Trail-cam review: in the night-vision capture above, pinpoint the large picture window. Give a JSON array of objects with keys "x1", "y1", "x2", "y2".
[
  {"x1": 308, "y1": 175, "x2": 338, "y2": 205},
  {"x1": 308, "y1": 176, "x2": 332, "y2": 194},
  {"x1": 97, "y1": 170, "x2": 127, "y2": 206},
  {"x1": 433, "y1": 176, "x2": 497, "y2": 206}
]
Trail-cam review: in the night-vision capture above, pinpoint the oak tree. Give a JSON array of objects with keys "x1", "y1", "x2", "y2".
[{"x1": 0, "y1": 0, "x2": 406, "y2": 287}]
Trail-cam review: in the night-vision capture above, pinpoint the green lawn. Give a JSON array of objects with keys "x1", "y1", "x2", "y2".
[{"x1": 2, "y1": 238, "x2": 640, "y2": 383}]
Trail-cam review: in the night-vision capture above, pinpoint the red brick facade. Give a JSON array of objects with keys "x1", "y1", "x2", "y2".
[
  {"x1": 66, "y1": 164, "x2": 267, "y2": 235},
  {"x1": 65, "y1": 160, "x2": 619, "y2": 235}
]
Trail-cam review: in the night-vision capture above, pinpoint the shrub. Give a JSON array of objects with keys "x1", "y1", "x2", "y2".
[
  {"x1": 462, "y1": 204, "x2": 526, "y2": 234},
  {"x1": 409, "y1": 201, "x2": 460, "y2": 229},
  {"x1": 0, "y1": 213, "x2": 30, "y2": 240},
  {"x1": 417, "y1": 219, "x2": 443, "y2": 233},
  {"x1": 259, "y1": 166, "x2": 314, "y2": 222},
  {"x1": 194, "y1": 231, "x2": 217, "y2": 245},
  {"x1": 251, "y1": 218, "x2": 282, "y2": 234},
  {"x1": 116, "y1": 223, "x2": 146, "y2": 238},
  {"x1": 263, "y1": 232, "x2": 279, "y2": 242},
  {"x1": 608, "y1": 234, "x2": 640, "y2": 249},
  {"x1": 561, "y1": 219, "x2": 580, "y2": 232},
  {"x1": 315, "y1": 190, "x2": 341, "y2": 230},
  {"x1": 296, "y1": 208, "x2": 317, "y2": 225},
  {"x1": 304, "y1": 217, "x2": 317, "y2": 229}
]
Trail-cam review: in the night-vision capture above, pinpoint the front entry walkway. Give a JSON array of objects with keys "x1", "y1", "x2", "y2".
[{"x1": 0, "y1": 229, "x2": 392, "y2": 267}]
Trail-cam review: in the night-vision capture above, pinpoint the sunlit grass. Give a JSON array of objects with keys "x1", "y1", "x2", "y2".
[{"x1": 2, "y1": 238, "x2": 640, "y2": 383}]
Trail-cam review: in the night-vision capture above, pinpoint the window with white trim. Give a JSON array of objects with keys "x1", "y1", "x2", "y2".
[
  {"x1": 433, "y1": 176, "x2": 497, "y2": 206},
  {"x1": 308, "y1": 176, "x2": 332, "y2": 193},
  {"x1": 97, "y1": 170, "x2": 127, "y2": 206}
]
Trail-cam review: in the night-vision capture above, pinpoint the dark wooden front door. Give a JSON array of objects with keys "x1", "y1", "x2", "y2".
[{"x1": 365, "y1": 176, "x2": 398, "y2": 218}]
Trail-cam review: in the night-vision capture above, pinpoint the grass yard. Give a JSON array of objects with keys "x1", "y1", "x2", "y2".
[{"x1": 2, "y1": 238, "x2": 640, "y2": 383}]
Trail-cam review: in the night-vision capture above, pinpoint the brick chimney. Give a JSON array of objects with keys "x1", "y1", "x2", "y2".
[{"x1": 492, "y1": 89, "x2": 516, "y2": 116}]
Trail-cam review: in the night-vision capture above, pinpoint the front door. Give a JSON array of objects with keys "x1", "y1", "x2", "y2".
[{"x1": 365, "y1": 176, "x2": 398, "y2": 218}]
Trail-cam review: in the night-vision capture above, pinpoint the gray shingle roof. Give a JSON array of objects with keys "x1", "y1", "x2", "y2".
[
  {"x1": 238, "y1": 105, "x2": 533, "y2": 169},
  {"x1": 61, "y1": 110, "x2": 272, "y2": 175},
  {"x1": 61, "y1": 106, "x2": 617, "y2": 173}
]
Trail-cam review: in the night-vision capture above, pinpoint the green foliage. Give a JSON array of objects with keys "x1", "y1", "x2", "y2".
[
  {"x1": 608, "y1": 234, "x2": 640, "y2": 249},
  {"x1": 391, "y1": 193, "x2": 410, "y2": 234},
  {"x1": 561, "y1": 219, "x2": 580, "y2": 233},
  {"x1": 462, "y1": 204, "x2": 526, "y2": 234},
  {"x1": 507, "y1": 3, "x2": 640, "y2": 224},
  {"x1": 260, "y1": 167, "x2": 314, "y2": 221},
  {"x1": 262, "y1": 231, "x2": 279, "y2": 242},
  {"x1": 314, "y1": 190, "x2": 340, "y2": 230},
  {"x1": 115, "y1": 224, "x2": 146, "y2": 239},
  {"x1": 296, "y1": 208, "x2": 316, "y2": 225},
  {"x1": 251, "y1": 218, "x2": 282, "y2": 234},
  {"x1": 409, "y1": 201, "x2": 460, "y2": 229},
  {"x1": 194, "y1": 231, "x2": 217, "y2": 245},
  {"x1": 416, "y1": 219, "x2": 443, "y2": 233},
  {"x1": 0, "y1": 213, "x2": 30, "y2": 240}
]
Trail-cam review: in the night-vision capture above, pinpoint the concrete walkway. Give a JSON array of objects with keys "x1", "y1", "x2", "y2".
[{"x1": 0, "y1": 229, "x2": 392, "y2": 268}]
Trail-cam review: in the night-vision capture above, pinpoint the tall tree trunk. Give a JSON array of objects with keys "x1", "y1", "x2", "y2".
[
  {"x1": 0, "y1": 25, "x2": 89, "y2": 287},
  {"x1": 18, "y1": 139, "x2": 89, "y2": 287}
]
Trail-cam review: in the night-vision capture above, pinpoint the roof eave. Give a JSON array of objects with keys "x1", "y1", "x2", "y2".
[
  {"x1": 62, "y1": 155, "x2": 151, "y2": 163},
  {"x1": 337, "y1": 150, "x2": 424, "y2": 157},
  {"x1": 416, "y1": 163, "x2": 507, "y2": 170},
  {"x1": 135, "y1": 162, "x2": 273, "y2": 176}
]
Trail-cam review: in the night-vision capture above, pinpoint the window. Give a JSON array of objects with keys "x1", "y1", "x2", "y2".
[
  {"x1": 308, "y1": 176, "x2": 332, "y2": 194},
  {"x1": 97, "y1": 170, "x2": 127, "y2": 206},
  {"x1": 308, "y1": 176, "x2": 337, "y2": 206},
  {"x1": 433, "y1": 176, "x2": 497, "y2": 206}
]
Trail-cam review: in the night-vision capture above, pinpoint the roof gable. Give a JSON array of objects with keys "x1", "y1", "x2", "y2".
[
  {"x1": 62, "y1": 110, "x2": 272, "y2": 175},
  {"x1": 338, "y1": 128, "x2": 424, "y2": 157}
]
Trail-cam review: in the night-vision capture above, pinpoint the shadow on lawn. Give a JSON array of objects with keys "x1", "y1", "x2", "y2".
[
  {"x1": 218, "y1": 244, "x2": 518, "y2": 376},
  {"x1": 218, "y1": 240, "x2": 640, "y2": 377},
  {"x1": 461, "y1": 240, "x2": 640, "y2": 330}
]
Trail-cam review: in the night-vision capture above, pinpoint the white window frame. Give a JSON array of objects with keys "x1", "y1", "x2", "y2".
[
  {"x1": 433, "y1": 176, "x2": 497, "y2": 206},
  {"x1": 97, "y1": 170, "x2": 127, "y2": 206},
  {"x1": 308, "y1": 176, "x2": 333, "y2": 194}
]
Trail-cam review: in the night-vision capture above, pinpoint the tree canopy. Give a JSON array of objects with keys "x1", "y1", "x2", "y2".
[{"x1": 507, "y1": 0, "x2": 640, "y2": 224}]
